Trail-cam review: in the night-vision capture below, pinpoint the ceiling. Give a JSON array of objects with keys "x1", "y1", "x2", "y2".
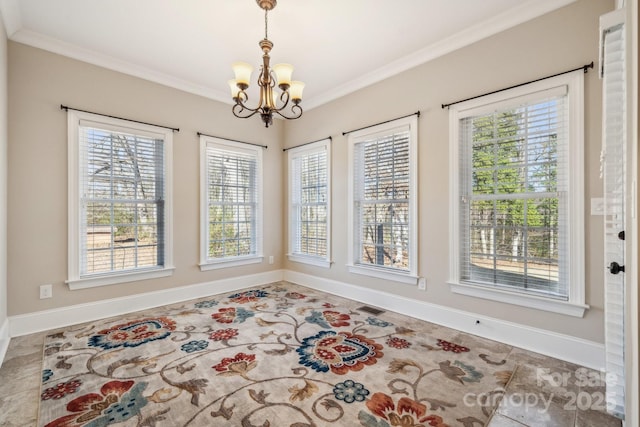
[{"x1": 0, "y1": 0, "x2": 575, "y2": 110}]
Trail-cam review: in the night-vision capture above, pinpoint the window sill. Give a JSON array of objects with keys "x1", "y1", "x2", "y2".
[
  {"x1": 348, "y1": 264, "x2": 418, "y2": 285},
  {"x1": 199, "y1": 256, "x2": 263, "y2": 271},
  {"x1": 67, "y1": 267, "x2": 175, "y2": 290},
  {"x1": 287, "y1": 254, "x2": 332, "y2": 269},
  {"x1": 449, "y1": 281, "x2": 589, "y2": 318}
]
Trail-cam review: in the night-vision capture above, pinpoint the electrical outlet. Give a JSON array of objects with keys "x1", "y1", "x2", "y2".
[
  {"x1": 269, "y1": 255, "x2": 274, "y2": 265},
  {"x1": 40, "y1": 284, "x2": 53, "y2": 299},
  {"x1": 418, "y1": 277, "x2": 426, "y2": 290}
]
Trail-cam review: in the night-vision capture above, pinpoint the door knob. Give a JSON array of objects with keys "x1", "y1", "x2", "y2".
[{"x1": 608, "y1": 262, "x2": 625, "y2": 275}]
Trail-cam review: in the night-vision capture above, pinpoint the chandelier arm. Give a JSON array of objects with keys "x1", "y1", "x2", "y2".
[
  {"x1": 232, "y1": 102, "x2": 262, "y2": 119},
  {"x1": 278, "y1": 89, "x2": 290, "y2": 106},
  {"x1": 270, "y1": 89, "x2": 290, "y2": 112},
  {"x1": 237, "y1": 90, "x2": 249, "y2": 103},
  {"x1": 272, "y1": 103, "x2": 303, "y2": 120}
]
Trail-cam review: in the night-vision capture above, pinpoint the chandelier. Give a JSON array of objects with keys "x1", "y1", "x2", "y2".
[{"x1": 228, "y1": 0, "x2": 305, "y2": 128}]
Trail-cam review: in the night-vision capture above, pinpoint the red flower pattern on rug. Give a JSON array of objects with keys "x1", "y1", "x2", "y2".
[
  {"x1": 365, "y1": 392, "x2": 448, "y2": 427},
  {"x1": 213, "y1": 352, "x2": 257, "y2": 378},
  {"x1": 44, "y1": 380, "x2": 147, "y2": 427},
  {"x1": 38, "y1": 283, "x2": 513, "y2": 427},
  {"x1": 285, "y1": 291, "x2": 307, "y2": 299},
  {"x1": 387, "y1": 336, "x2": 411, "y2": 349},
  {"x1": 87, "y1": 317, "x2": 176, "y2": 350},
  {"x1": 437, "y1": 339, "x2": 470, "y2": 353},
  {"x1": 41, "y1": 380, "x2": 82, "y2": 401},
  {"x1": 322, "y1": 310, "x2": 351, "y2": 327},
  {"x1": 211, "y1": 306, "x2": 254, "y2": 324},
  {"x1": 209, "y1": 328, "x2": 239, "y2": 341},
  {"x1": 297, "y1": 330, "x2": 384, "y2": 375},
  {"x1": 227, "y1": 289, "x2": 269, "y2": 304}
]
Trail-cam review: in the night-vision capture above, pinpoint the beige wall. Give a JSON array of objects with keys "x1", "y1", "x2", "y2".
[
  {"x1": 0, "y1": 13, "x2": 7, "y2": 326},
  {"x1": 7, "y1": 43, "x2": 284, "y2": 315},
  {"x1": 283, "y1": 0, "x2": 613, "y2": 343},
  {"x1": 5, "y1": 0, "x2": 616, "y2": 345}
]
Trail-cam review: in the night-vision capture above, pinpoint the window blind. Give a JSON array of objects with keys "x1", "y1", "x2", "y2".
[
  {"x1": 602, "y1": 22, "x2": 626, "y2": 420},
  {"x1": 206, "y1": 144, "x2": 259, "y2": 260},
  {"x1": 353, "y1": 126, "x2": 411, "y2": 270},
  {"x1": 458, "y1": 90, "x2": 569, "y2": 298},
  {"x1": 291, "y1": 146, "x2": 328, "y2": 258},
  {"x1": 79, "y1": 122, "x2": 165, "y2": 276}
]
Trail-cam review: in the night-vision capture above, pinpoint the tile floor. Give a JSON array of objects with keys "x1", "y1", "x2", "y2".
[{"x1": 0, "y1": 284, "x2": 624, "y2": 427}]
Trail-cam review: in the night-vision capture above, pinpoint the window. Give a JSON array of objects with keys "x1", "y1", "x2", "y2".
[
  {"x1": 287, "y1": 139, "x2": 331, "y2": 268},
  {"x1": 200, "y1": 136, "x2": 263, "y2": 270},
  {"x1": 67, "y1": 111, "x2": 174, "y2": 290},
  {"x1": 347, "y1": 115, "x2": 418, "y2": 284},
  {"x1": 449, "y1": 71, "x2": 587, "y2": 317}
]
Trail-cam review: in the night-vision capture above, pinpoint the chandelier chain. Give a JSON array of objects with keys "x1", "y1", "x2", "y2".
[{"x1": 264, "y1": 9, "x2": 268, "y2": 40}]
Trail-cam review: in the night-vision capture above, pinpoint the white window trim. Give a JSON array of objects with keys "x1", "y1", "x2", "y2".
[
  {"x1": 347, "y1": 115, "x2": 419, "y2": 285},
  {"x1": 67, "y1": 267, "x2": 175, "y2": 290},
  {"x1": 66, "y1": 110, "x2": 174, "y2": 289},
  {"x1": 287, "y1": 254, "x2": 332, "y2": 269},
  {"x1": 199, "y1": 255, "x2": 263, "y2": 271},
  {"x1": 448, "y1": 71, "x2": 587, "y2": 317},
  {"x1": 199, "y1": 135, "x2": 263, "y2": 271},
  {"x1": 286, "y1": 139, "x2": 332, "y2": 269}
]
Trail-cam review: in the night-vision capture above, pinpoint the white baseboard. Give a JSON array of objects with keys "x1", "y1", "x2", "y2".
[
  {"x1": 9, "y1": 270, "x2": 285, "y2": 337},
  {"x1": 284, "y1": 270, "x2": 605, "y2": 370},
  {"x1": 6, "y1": 269, "x2": 605, "y2": 370},
  {"x1": 0, "y1": 317, "x2": 9, "y2": 367}
]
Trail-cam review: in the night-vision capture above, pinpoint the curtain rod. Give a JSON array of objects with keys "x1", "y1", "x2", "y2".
[
  {"x1": 282, "y1": 136, "x2": 332, "y2": 152},
  {"x1": 441, "y1": 61, "x2": 594, "y2": 109},
  {"x1": 342, "y1": 111, "x2": 420, "y2": 136},
  {"x1": 197, "y1": 132, "x2": 268, "y2": 149},
  {"x1": 60, "y1": 105, "x2": 180, "y2": 132}
]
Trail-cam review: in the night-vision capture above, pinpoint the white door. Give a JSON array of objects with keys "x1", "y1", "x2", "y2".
[{"x1": 601, "y1": 9, "x2": 626, "y2": 420}]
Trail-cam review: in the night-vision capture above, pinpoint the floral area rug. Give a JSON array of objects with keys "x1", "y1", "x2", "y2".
[{"x1": 38, "y1": 282, "x2": 514, "y2": 426}]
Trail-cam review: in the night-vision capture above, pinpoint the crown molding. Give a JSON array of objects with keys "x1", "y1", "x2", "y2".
[
  {"x1": 303, "y1": 0, "x2": 577, "y2": 110},
  {"x1": 10, "y1": 28, "x2": 232, "y2": 105},
  {"x1": 1, "y1": 0, "x2": 576, "y2": 111}
]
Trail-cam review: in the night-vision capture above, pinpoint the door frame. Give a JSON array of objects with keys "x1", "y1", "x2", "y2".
[{"x1": 625, "y1": 0, "x2": 638, "y2": 425}]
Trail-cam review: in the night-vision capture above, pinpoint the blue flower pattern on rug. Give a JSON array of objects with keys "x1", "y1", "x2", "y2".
[
  {"x1": 296, "y1": 330, "x2": 383, "y2": 375},
  {"x1": 38, "y1": 284, "x2": 513, "y2": 427},
  {"x1": 305, "y1": 310, "x2": 331, "y2": 329},
  {"x1": 366, "y1": 316, "x2": 394, "y2": 328},
  {"x1": 42, "y1": 369, "x2": 53, "y2": 383},
  {"x1": 333, "y1": 379, "x2": 370, "y2": 403},
  {"x1": 88, "y1": 317, "x2": 176, "y2": 350},
  {"x1": 228, "y1": 289, "x2": 269, "y2": 304},
  {"x1": 92, "y1": 382, "x2": 148, "y2": 425},
  {"x1": 194, "y1": 299, "x2": 218, "y2": 308},
  {"x1": 181, "y1": 340, "x2": 209, "y2": 353}
]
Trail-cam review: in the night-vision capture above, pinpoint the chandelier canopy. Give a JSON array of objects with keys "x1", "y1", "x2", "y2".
[{"x1": 229, "y1": 0, "x2": 304, "y2": 128}]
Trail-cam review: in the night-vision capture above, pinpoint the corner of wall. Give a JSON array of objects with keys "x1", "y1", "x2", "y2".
[
  {"x1": 0, "y1": 318, "x2": 9, "y2": 367},
  {"x1": 0, "y1": 0, "x2": 9, "y2": 351}
]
